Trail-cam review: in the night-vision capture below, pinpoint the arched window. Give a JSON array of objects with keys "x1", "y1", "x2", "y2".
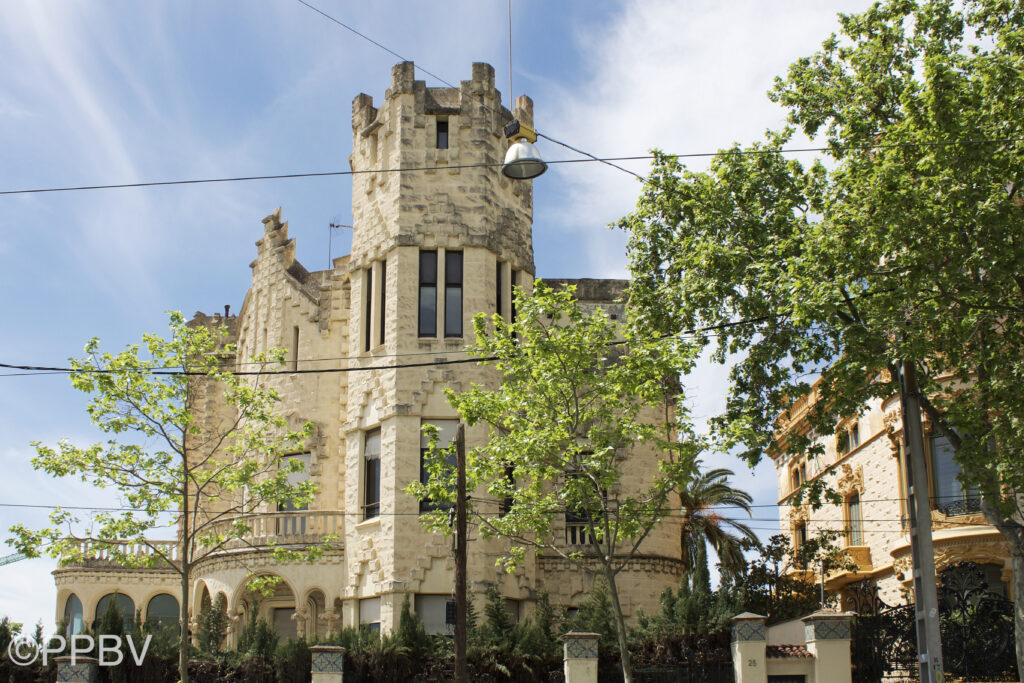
[
  {"x1": 146, "y1": 594, "x2": 180, "y2": 632},
  {"x1": 63, "y1": 594, "x2": 84, "y2": 637},
  {"x1": 95, "y1": 593, "x2": 135, "y2": 629}
]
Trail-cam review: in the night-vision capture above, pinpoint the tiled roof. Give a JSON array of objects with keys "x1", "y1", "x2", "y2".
[{"x1": 766, "y1": 644, "x2": 813, "y2": 659}]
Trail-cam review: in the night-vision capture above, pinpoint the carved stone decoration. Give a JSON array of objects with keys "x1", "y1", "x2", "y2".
[
  {"x1": 788, "y1": 505, "x2": 810, "y2": 526},
  {"x1": 932, "y1": 540, "x2": 1010, "y2": 573},
  {"x1": 891, "y1": 555, "x2": 912, "y2": 582},
  {"x1": 883, "y1": 410, "x2": 902, "y2": 457},
  {"x1": 837, "y1": 464, "x2": 865, "y2": 498}
]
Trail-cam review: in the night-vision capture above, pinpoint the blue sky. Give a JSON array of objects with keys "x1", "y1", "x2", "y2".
[{"x1": 0, "y1": 0, "x2": 874, "y2": 629}]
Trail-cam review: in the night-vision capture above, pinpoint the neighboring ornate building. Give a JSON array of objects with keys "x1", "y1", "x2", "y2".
[
  {"x1": 771, "y1": 386, "x2": 1012, "y2": 607},
  {"x1": 53, "y1": 62, "x2": 686, "y2": 643}
]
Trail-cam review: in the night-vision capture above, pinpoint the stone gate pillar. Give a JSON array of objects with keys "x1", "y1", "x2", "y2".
[
  {"x1": 730, "y1": 612, "x2": 767, "y2": 683},
  {"x1": 803, "y1": 610, "x2": 853, "y2": 683},
  {"x1": 310, "y1": 645, "x2": 345, "y2": 683},
  {"x1": 54, "y1": 655, "x2": 99, "y2": 683},
  {"x1": 562, "y1": 631, "x2": 600, "y2": 683}
]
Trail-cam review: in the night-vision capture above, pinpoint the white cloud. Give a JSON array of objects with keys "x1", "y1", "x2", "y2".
[{"x1": 538, "y1": 0, "x2": 875, "y2": 270}]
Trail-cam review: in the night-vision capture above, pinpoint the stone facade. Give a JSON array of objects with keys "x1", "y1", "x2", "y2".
[
  {"x1": 772, "y1": 389, "x2": 1012, "y2": 606},
  {"x1": 52, "y1": 62, "x2": 685, "y2": 641}
]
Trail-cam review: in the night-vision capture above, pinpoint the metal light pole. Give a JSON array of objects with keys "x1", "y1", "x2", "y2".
[{"x1": 899, "y1": 359, "x2": 945, "y2": 683}]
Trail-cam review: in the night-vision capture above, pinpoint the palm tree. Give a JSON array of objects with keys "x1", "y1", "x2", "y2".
[{"x1": 679, "y1": 466, "x2": 758, "y2": 575}]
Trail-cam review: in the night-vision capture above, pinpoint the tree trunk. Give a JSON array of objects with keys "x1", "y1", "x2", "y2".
[
  {"x1": 603, "y1": 565, "x2": 633, "y2": 683},
  {"x1": 1011, "y1": 544, "x2": 1024, "y2": 683},
  {"x1": 179, "y1": 558, "x2": 190, "y2": 683}
]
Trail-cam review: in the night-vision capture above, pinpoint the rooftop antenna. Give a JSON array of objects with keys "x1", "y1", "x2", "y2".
[{"x1": 328, "y1": 220, "x2": 353, "y2": 268}]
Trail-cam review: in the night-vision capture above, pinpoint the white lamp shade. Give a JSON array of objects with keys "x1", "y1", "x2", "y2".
[{"x1": 502, "y1": 139, "x2": 547, "y2": 179}]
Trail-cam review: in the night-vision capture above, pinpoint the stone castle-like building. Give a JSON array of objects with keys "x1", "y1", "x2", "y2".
[{"x1": 53, "y1": 62, "x2": 686, "y2": 642}]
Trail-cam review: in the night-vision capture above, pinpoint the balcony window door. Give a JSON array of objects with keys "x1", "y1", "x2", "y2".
[
  {"x1": 278, "y1": 452, "x2": 311, "y2": 535},
  {"x1": 930, "y1": 433, "x2": 979, "y2": 516}
]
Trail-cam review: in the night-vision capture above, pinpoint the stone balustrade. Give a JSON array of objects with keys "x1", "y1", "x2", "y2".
[
  {"x1": 62, "y1": 539, "x2": 179, "y2": 567},
  {"x1": 203, "y1": 510, "x2": 345, "y2": 551},
  {"x1": 61, "y1": 511, "x2": 345, "y2": 568}
]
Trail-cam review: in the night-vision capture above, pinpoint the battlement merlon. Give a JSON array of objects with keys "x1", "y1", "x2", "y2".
[
  {"x1": 187, "y1": 309, "x2": 240, "y2": 347},
  {"x1": 351, "y1": 61, "x2": 532, "y2": 130}
]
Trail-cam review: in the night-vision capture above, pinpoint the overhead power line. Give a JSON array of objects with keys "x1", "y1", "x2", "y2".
[
  {"x1": 292, "y1": 0, "x2": 638, "y2": 181},
  {"x1": 2, "y1": 137, "x2": 1018, "y2": 197},
  {"x1": 293, "y1": 0, "x2": 455, "y2": 87}
]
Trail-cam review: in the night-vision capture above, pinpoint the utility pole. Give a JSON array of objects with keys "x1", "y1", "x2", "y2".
[
  {"x1": 899, "y1": 359, "x2": 945, "y2": 683},
  {"x1": 454, "y1": 423, "x2": 468, "y2": 683}
]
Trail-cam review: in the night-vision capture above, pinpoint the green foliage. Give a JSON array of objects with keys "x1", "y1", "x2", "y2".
[
  {"x1": 725, "y1": 533, "x2": 851, "y2": 624},
  {"x1": 620, "y1": 0, "x2": 1024, "y2": 512},
  {"x1": 273, "y1": 638, "x2": 311, "y2": 683},
  {"x1": 236, "y1": 612, "x2": 279, "y2": 661},
  {"x1": 6, "y1": 312, "x2": 319, "y2": 683},
  {"x1": 197, "y1": 592, "x2": 229, "y2": 655},
  {"x1": 406, "y1": 282, "x2": 703, "y2": 681},
  {"x1": 679, "y1": 465, "x2": 757, "y2": 575},
  {"x1": 564, "y1": 578, "x2": 618, "y2": 655},
  {"x1": 635, "y1": 544, "x2": 738, "y2": 640},
  {"x1": 464, "y1": 587, "x2": 560, "y2": 678},
  {"x1": 393, "y1": 594, "x2": 431, "y2": 657},
  {"x1": 621, "y1": 0, "x2": 1024, "y2": 672}
]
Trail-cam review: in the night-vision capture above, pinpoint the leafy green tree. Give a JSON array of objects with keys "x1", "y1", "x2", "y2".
[
  {"x1": 236, "y1": 611, "x2": 279, "y2": 661},
  {"x1": 94, "y1": 597, "x2": 128, "y2": 683},
  {"x1": 619, "y1": 0, "x2": 1024, "y2": 674},
  {"x1": 637, "y1": 544, "x2": 739, "y2": 639},
  {"x1": 7, "y1": 312, "x2": 316, "y2": 683},
  {"x1": 197, "y1": 592, "x2": 229, "y2": 655},
  {"x1": 679, "y1": 466, "x2": 757, "y2": 574},
  {"x1": 394, "y1": 593, "x2": 431, "y2": 657},
  {"x1": 408, "y1": 283, "x2": 702, "y2": 683},
  {"x1": 728, "y1": 533, "x2": 849, "y2": 624}
]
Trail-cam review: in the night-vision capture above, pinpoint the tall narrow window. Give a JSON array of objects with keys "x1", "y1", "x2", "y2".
[
  {"x1": 379, "y1": 258, "x2": 387, "y2": 346},
  {"x1": 420, "y1": 419, "x2": 458, "y2": 512},
  {"x1": 849, "y1": 422, "x2": 861, "y2": 449},
  {"x1": 444, "y1": 251, "x2": 463, "y2": 337},
  {"x1": 419, "y1": 251, "x2": 437, "y2": 337},
  {"x1": 291, "y1": 326, "x2": 299, "y2": 371},
  {"x1": 363, "y1": 429, "x2": 381, "y2": 519},
  {"x1": 847, "y1": 493, "x2": 863, "y2": 546},
  {"x1": 278, "y1": 452, "x2": 311, "y2": 535},
  {"x1": 364, "y1": 268, "x2": 373, "y2": 352},
  {"x1": 794, "y1": 522, "x2": 808, "y2": 568},
  {"x1": 837, "y1": 431, "x2": 850, "y2": 454},
  {"x1": 495, "y1": 260, "x2": 503, "y2": 316},
  {"x1": 278, "y1": 453, "x2": 311, "y2": 512},
  {"x1": 436, "y1": 120, "x2": 449, "y2": 149},
  {"x1": 510, "y1": 270, "x2": 518, "y2": 324}
]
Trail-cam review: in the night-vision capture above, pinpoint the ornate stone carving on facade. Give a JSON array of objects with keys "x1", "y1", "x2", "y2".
[
  {"x1": 929, "y1": 508, "x2": 987, "y2": 531},
  {"x1": 788, "y1": 505, "x2": 810, "y2": 526},
  {"x1": 836, "y1": 464, "x2": 865, "y2": 498},
  {"x1": 882, "y1": 410, "x2": 902, "y2": 457},
  {"x1": 932, "y1": 539, "x2": 1010, "y2": 573},
  {"x1": 319, "y1": 608, "x2": 341, "y2": 633},
  {"x1": 292, "y1": 608, "x2": 308, "y2": 638},
  {"x1": 891, "y1": 555, "x2": 912, "y2": 583}
]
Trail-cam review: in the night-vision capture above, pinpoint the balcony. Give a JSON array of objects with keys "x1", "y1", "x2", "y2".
[
  {"x1": 842, "y1": 545, "x2": 873, "y2": 572},
  {"x1": 204, "y1": 510, "x2": 345, "y2": 552},
  {"x1": 60, "y1": 539, "x2": 180, "y2": 568},
  {"x1": 58, "y1": 511, "x2": 344, "y2": 569}
]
